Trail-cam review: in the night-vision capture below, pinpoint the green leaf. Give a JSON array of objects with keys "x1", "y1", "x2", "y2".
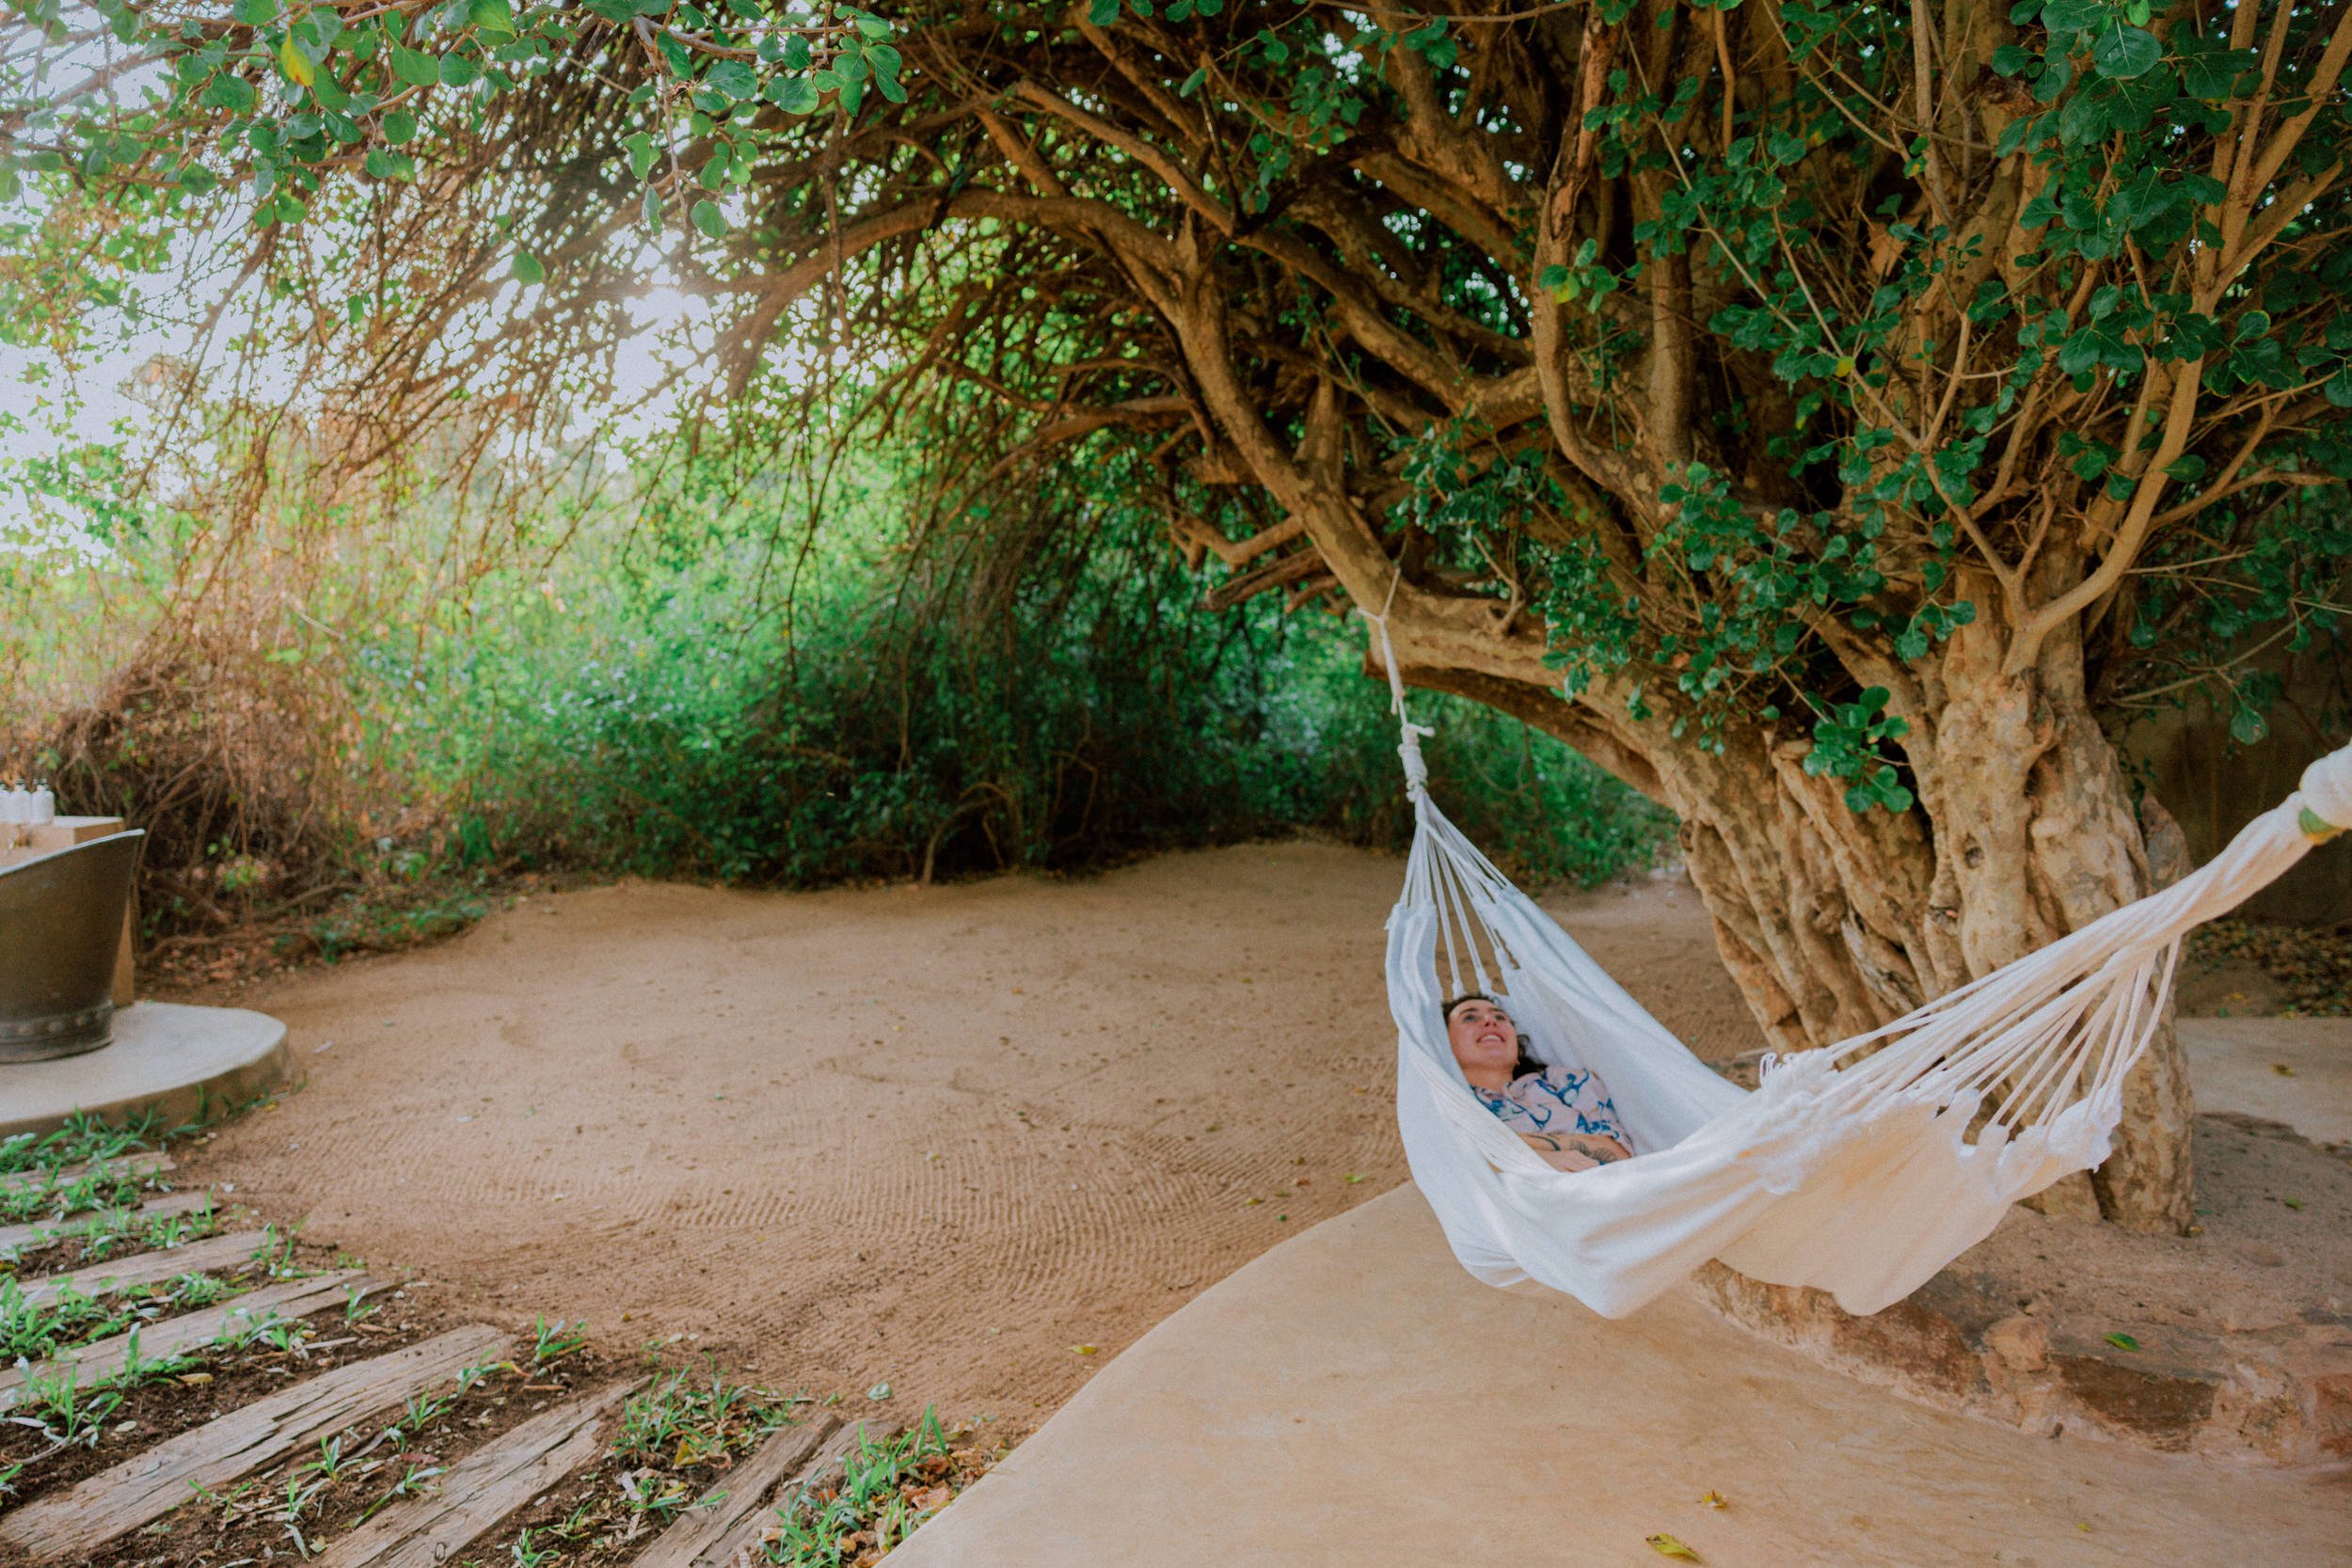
[
  {"x1": 2180, "y1": 45, "x2": 2254, "y2": 101},
  {"x1": 200, "y1": 73, "x2": 260, "y2": 112},
  {"x1": 623, "y1": 130, "x2": 659, "y2": 178},
  {"x1": 2038, "y1": 0, "x2": 2104, "y2": 33},
  {"x1": 231, "y1": 0, "x2": 278, "y2": 23},
  {"x1": 469, "y1": 0, "x2": 516, "y2": 37},
  {"x1": 440, "y1": 53, "x2": 483, "y2": 87},
  {"x1": 691, "y1": 198, "x2": 727, "y2": 238},
  {"x1": 764, "y1": 75, "x2": 819, "y2": 115},
  {"x1": 510, "y1": 251, "x2": 545, "y2": 285},
  {"x1": 2229, "y1": 707, "x2": 2267, "y2": 746},
  {"x1": 704, "y1": 60, "x2": 757, "y2": 100},
  {"x1": 389, "y1": 41, "x2": 441, "y2": 87},
  {"x1": 382, "y1": 109, "x2": 418, "y2": 145},
  {"x1": 2104, "y1": 1331, "x2": 2140, "y2": 1351},
  {"x1": 1087, "y1": 0, "x2": 1120, "y2": 23},
  {"x1": 2091, "y1": 25, "x2": 2161, "y2": 80}
]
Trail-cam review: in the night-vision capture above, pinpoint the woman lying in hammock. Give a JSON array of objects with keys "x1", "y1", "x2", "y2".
[{"x1": 1444, "y1": 995, "x2": 1634, "y2": 1173}]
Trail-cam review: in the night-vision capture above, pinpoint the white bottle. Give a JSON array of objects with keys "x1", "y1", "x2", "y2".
[
  {"x1": 1, "y1": 784, "x2": 24, "y2": 825},
  {"x1": 28, "y1": 779, "x2": 54, "y2": 825}
]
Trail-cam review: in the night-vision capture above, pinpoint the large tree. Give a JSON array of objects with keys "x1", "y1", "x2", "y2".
[{"x1": 5, "y1": 0, "x2": 2347, "y2": 1227}]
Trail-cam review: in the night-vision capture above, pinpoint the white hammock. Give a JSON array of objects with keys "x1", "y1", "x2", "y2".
[{"x1": 1374, "y1": 619, "x2": 2352, "y2": 1318}]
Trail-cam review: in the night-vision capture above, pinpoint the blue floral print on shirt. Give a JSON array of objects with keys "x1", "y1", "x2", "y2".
[{"x1": 1472, "y1": 1066, "x2": 1630, "y2": 1149}]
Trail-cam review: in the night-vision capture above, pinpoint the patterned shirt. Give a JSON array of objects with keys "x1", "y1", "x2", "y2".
[{"x1": 1471, "y1": 1066, "x2": 1630, "y2": 1150}]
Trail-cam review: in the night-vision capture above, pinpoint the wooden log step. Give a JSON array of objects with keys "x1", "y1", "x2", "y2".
[
  {"x1": 10, "y1": 1228, "x2": 266, "y2": 1307},
  {"x1": 0, "y1": 1151, "x2": 174, "y2": 1197},
  {"x1": 0, "y1": 1323, "x2": 515, "y2": 1561},
  {"x1": 638, "y1": 1418, "x2": 902, "y2": 1568},
  {"x1": 0, "y1": 1270, "x2": 373, "y2": 1405},
  {"x1": 312, "y1": 1376, "x2": 640, "y2": 1568},
  {"x1": 626, "y1": 1414, "x2": 843, "y2": 1568},
  {"x1": 0, "y1": 1188, "x2": 215, "y2": 1258}
]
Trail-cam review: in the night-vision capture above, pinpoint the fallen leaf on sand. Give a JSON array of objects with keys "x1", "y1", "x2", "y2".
[
  {"x1": 1698, "y1": 1491, "x2": 1726, "y2": 1509},
  {"x1": 1071, "y1": 1344, "x2": 1098, "y2": 1355},
  {"x1": 2104, "y1": 1332, "x2": 2139, "y2": 1352},
  {"x1": 1647, "y1": 1532, "x2": 1701, "y2": 1560},
  {"x1": 909, "y1": 1484, "x2": 952, "y2": 1510},
  {"x1": 867, "y1": 1382, "x2": 893, "y2": 1401}
]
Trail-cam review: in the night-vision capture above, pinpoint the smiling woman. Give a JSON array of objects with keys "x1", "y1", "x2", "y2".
[{"x1": 1441, "y1": 994, "x2": 1633, "y2": 1174}]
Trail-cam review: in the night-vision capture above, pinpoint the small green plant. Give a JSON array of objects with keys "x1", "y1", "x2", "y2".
[
  {"x1": 510, "y1": 1525, "x2": 560, "y2": 1566},
  {"x1": 253, "y1": 1223, "x2": 305, "y2": 1278},
  {"x1": 187, "y1": 1476, "x2": 261, "y2": 1526},
  {"x1": 14, "y1": 1367, "x2": 134, "y2": 1454},
  {"x1": 353, "y1": 1462, "x2": 443, "y2": 1526},
  {"x1": 455, "y1": 1352, "x2": 516, "y2": 1395},
  {"x1": 530, "y1": 1315, "x2": 587, "y2": 1368},
  {"x1": 401, "y1": 1388, "x2": 454, "y2": 1435}
]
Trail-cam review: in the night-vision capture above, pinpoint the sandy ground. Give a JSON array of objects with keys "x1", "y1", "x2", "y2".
[{"x1": 190, "y1": 844, "x2": 1755, "y2": 1420}]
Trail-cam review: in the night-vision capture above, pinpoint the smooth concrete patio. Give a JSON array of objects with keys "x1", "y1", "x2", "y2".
[
  {"x1": 2180, "y1": 1015, "x2": 2352, "y2": 1144},
  {"x1": 0, "y1": 1002, "x2": 288, "y2": 1139},
  {"x1": 894, "y1": 1184, "x2": 2352, "y2": 1568}
]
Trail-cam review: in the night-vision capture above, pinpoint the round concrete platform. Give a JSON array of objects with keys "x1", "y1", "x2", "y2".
[
  {"x1": 0, "y1": 1002, "x2": 290, "y2": 1139},
  {"x1": 891, "y1": 1186, "x2": 2351, "y2": 1568}
]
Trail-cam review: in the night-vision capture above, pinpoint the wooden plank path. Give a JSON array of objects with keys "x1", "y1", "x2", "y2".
[
  {"x1": 628, "y1": 1415, "x2": 843, "y2": 1568},
  {"x1": 0, "y1": 1270, "x2": 373, "y2": 1403},
  {"x1": 0, "y1": 1323, "x2": 516, "y2": 1560},
  {"x1": 629, "y1": 1418, "x2": 901, "y2": 1568},
  {"x1": 10, "y1": 1227, "x2": 264, "y2": 1307},
  {"x1": 0, "y1": 1187, "x2": 215, "y2": 1257},
  {"x1": 312, "y1": 1376, "x2": 641, "y2": 1568},
  {"x1": 0, "y1": 1150, "x2": 174, "y2": 1196}
]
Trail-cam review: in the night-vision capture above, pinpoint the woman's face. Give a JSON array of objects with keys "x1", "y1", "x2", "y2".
[{"x1": 1447, "y1": 999, "x2": 1520, "y2": 1082}]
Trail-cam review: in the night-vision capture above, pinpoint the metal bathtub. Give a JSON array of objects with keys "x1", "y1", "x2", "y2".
[{"x1": 0, "y1": 830, "x2": 144, "y2": 1061}]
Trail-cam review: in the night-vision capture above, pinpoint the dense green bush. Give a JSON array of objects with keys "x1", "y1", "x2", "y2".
[{"x1": 380, "y1": 471, "x2": 1674, "y2": 892}]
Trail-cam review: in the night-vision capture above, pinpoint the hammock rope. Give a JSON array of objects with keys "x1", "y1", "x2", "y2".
[{"x1": 1372, "y1": 610, "x2": 2350, "y2": 1317}]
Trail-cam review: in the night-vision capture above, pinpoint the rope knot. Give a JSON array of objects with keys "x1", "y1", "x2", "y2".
[{"x1": 1398, "y1": 723, "x2": 1433, "y2": 797}]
